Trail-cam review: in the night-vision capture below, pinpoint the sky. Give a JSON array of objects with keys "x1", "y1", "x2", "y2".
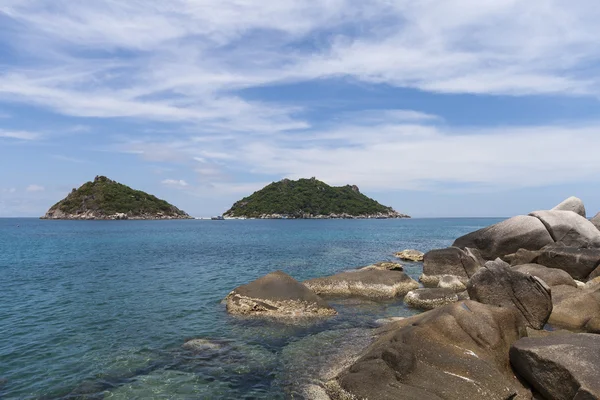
[{"x1": 1, "y1": 0, "x2": 600, "y2": 218}]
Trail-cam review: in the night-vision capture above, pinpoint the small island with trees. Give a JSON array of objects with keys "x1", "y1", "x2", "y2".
[
  {"x1": 41, "y1": 176, "x2": 192, "y2": 220},
  {"x1": 223, "y1": 177, "x2": 409, "y2": 219}
]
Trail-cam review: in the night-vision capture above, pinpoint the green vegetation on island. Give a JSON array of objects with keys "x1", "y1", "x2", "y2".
[
  {"x1": 224, "y1": 178, "x2": 409, "y2": 219},
  {"x1": 42, "y1": 176, "x2": 191, "y2": 220}
]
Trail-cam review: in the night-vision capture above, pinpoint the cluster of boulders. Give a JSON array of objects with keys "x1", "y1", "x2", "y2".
[{"x1": 223, "y1": 196, "x2": 600, "y2": 399}]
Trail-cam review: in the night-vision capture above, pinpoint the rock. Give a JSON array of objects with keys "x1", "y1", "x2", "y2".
[
  {"x1": 437, "y1": 274, "x2": 467, "y2": 292},
  {"x1": 327, "y1": 301, "x2": 530, "y2": 400},
  {"x1": 506, "y1": 248, "x2": 542, "y2": 266},
  {"x1": 551, "y1": 196, "x2": 586, "y2": 218},
  {"x1": 584, "y1": 276, "x2": 600, "y2": 290},
  {"x1": 548, "y1": 284, "x2": 600, "y2": 333},
  {"x1": 467, "y1": 259, "x2": 552, "y2": 329},
  {"x1": 575, "y1": 280, "x2": 586, "y2": 288},
  {"x1": 529, "y1": 210, "x2": 600, "y2": 248},
  {"x1": 394, "y1": 249, "x2": 424, "y2": 262},
  {"x1": 360, "y1": 261, "x2": 404, "y2": 271},
  {"x1": 182, "y1": 338, "x2": 224, "y2": 352},
  {"x1": 510, "y1": 334, "x2": 600, "y2": 400},
  {"x1": 588, "y1": 264, "x2": 600, "y2": 280},
  {"x1": 304, "y1": 268, "x2": 419, "y2": 299},
  {"x1": 225, "y1": 271, "x2": 336, "y2": 317},
  {"x1": 453, "y1": 215, "x2": 554, "y2": 260},
  {"x1": 419, "y1": 247, "x2": 484, "y2": 287},
  {"x1": 374, "y1": 316, "x2": 406, "y2": 326},
  {"x1": 511, "y1": 263, "x2": 577, "y2": 287},
  {"x1": 404, "y1": 288, "x2": 468, "y2": 310},
  {"x1": 536, "y1": 243, "x2": 600, "y2": 280},
  {"x1": 591, "y1": 212, "x2": 600, "y2": 231}
]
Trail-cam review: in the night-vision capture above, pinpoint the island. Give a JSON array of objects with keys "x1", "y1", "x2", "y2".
[
  {"x1": 41, "y1": 176, "x2": 192, "y2": 220},
  {"x1": 223, "y1": 177, "x2": 409, "y2": 219}
]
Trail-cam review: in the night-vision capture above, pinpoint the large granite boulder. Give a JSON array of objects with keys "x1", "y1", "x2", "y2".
[
  {"x1": 548, "y1": 284, "x2": 600, "y2": 333},
  {"x1": 551, "y1": 196, "x2": 586, "y2": 218},
  {"x1": 225, "y1": 271, "x2": 336, "y2": 317},
  {"x1": 510, "y1": 334, "x2": 600, "y2": 400},
  {"x1": 394, "y1": 249, "x2": 424, "y2": 262},
  {"x1": 506, "y1": 248, "x2": 542, "y2": 266},
  {"x1": 535, "y1": 243, "x2": 600, "y2": 280},
  {"x1": 591, "y1": 212, "x2": 600, "y2": 231},
  {"x1": 453, "y1": 215, "x2": 554, "y2": 260},
  {"x1": 511, "y1": 263, "x2": 577, "y2": 288},
  {"x1": 404, "y1": 287, "x2": 468, "y2": 310},
  {"x1": 420, "y1": 247, "x2": 484, "y2": 287},
  {"x1": 529, "y1": 210, "x2": 600, "y2": 248},
  {"x1": 467, "y1": 259, "x2": 552, "y2": 329},
  {"x1": 304, "y1": 268, "x2": 419, "y2": 299},
  {"x1": 326, "y1": 301, "x2": 530, "y2": 400}
]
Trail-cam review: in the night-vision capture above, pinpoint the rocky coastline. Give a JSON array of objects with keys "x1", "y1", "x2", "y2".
[
  {"x1": 222, "y1": 195, "x2": 600, "y2": 399},
  {"x1": 227, "y1": 211, "x2": 409, "y2": 219},
  {"x1": 41, "y1": 210, "x2": 193, "y2": 220}
]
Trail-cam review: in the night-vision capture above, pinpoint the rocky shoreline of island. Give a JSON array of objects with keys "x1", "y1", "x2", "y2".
[
  {"x1": 218, "y1": 196, "x2": 600, "y2": 399},
  {"x1": 41, "y1": 210, "x2": 193, "y2": 220},
  {"x1": 223, "y1": 211, "x2": 410, "y2": 219}
]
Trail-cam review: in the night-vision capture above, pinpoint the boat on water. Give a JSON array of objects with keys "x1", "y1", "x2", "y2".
[{"x1": 211, "y1": 216, "x2": 225, "y2": 220}]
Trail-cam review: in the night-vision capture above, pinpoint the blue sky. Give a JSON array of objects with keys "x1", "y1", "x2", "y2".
[{"x1": 2, "y1": 0, "x2": 600, "y2": 218}]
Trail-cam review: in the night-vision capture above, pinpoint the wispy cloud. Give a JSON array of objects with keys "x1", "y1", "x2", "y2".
[
  {"x1": 0, "y1": 129, "x2": 40, "y2": 140},
  {"x1": 26, "y1": 184, "x2": 45, "y2": 192},
  {"x1": 161, "y1": 179, "x2": 189, "y2": 187}
]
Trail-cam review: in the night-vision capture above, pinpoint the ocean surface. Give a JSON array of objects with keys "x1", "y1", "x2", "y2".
[{"x1": 0, "y1": 218, "x2": 503, "y2": 399}]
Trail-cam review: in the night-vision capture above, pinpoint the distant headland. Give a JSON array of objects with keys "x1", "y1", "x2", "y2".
[
  {"x1": 41, "y1": 176, "x2": 192, "y2": 220},
  {"x1": 223, "y1": 177, "x2": 409, "y2": 219}
]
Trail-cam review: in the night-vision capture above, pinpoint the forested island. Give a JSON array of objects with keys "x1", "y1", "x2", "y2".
[
  {"x1": 41, "y1": 176, "x2": 192, "y2": 220},
  {"x1": 223, "y1": 177, "x2": 409, "y2": 219}
]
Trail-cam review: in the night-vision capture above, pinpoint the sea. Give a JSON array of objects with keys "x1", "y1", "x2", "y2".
[{"x1": 0, "y1": 217, "x2": 503, "y2": 399}]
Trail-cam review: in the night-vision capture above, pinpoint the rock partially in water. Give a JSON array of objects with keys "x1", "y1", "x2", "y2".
[
  {"x1": 404, "y1": 288, "x2": 468, "y2": 310},
  {"x1": 304, "y1": 268, "x2": 419, "y2": 299},
  {"x1": 394, "y1": 249, "x2": 424, "y2": 262},
  {"x1": 374, "y1": 316, "x2": 406, "y2": 326},
  {"x1": 420, "y1": 246, "x2": 484, "y2": 287},
  {"x1": 467, "y1": 259, "x2": 552, "y2": 330},
  {"x1": 510, "y1": 334, "x2": 600, "y2": 400},
  {"x1": 511, "y1": 263, "x2": 577, "y2": 287},
  {"x1": 225, "y1": 271, "x2": 336, "y2": 318},
  {"x1": 548, "y1": 284, "x2": 600, "y2": 333},
  {"x1": 328, "y1": 301, "x2": 530, "y2": 400},
  {"x1": 437, "y1": 274, "x2": 467, "y2": 292},
  {"x1": 360, "y1": 261, "x2": 404, "y2": 271}
]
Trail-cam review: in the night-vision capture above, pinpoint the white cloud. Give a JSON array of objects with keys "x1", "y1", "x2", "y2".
[
  {"x1": 0, "y1": 129, "x2": 40, "y2": 140},
  {"x1": 161, "y1": 179, "x2": 189, "y2": 187},
  {"x1": 26, "y1": 184, "x2": 45, "y2": 192}
]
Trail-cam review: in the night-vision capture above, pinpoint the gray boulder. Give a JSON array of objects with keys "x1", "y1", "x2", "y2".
[
  {"x1": 529, "y1": 210, "x2": 600, "y2": 248},
  {"x1": 506, "y1": 248, "x2": 542, "y2": 266},
  {"x1": 591, "y1": 212, "x2": 600, "y2": 231},
  {"x1": 536, "y1": 243, "x2": 600, "y2": 280},
  {"x1": 551, "y1": 196, "x2": 586, "y2": 218},
  {"x1": 420, "y1": 247, "x2": 484, "y2": 287},
  {"x1": 404, "y1": 288, "x2": 468, "y2": 310},
  {"x1": 326, "y1": 301, "x2": 530, "y2": 400},
  {"x1": 510, "y1": 334, "x2": 600, "y2": 400},
  {"x1": 548, "y1": 284, "x2": 600, "y2": 333},
  {"x1": 511, "y1": 263, "x2": 577, "y2": 287},
  {"x1": 453, "y1": 215, "x2": 554, "y2": 260},
  {"x1": 225, "y1": 271, "x2": 336, "y2": 317},
  {"x1": 467, "y1": 259, "x2": 552, "y2": 329},
  {"x1": 588, "y1": 264, "x2": 600, "y2": 280},
  {"x1": 394, "y1": 249, "x2": 424, "y2": 262},
  {"x1": 304, "y1": 268, "x2": 419, "y2": 299}
]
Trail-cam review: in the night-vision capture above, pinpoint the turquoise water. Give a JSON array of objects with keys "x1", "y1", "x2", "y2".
[{"x1": 0, "y1": 218, "x2": 501, "y2": 399}]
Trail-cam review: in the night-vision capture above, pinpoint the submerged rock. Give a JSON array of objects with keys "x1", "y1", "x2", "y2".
[
  {"x1": 182, "y1": 338, "x2": 224, "y2": 352},
  {"x1": 510, "y1": 334, "x2": 600, "y2": 400},
  {"x1": 404, "y1": 287, "x2": 468, "y2": 310},
  {"x1": 394, "y1": 249, "x2": 424, "y2": 262},
  {"x1": 225, "y1": 271, "x2": 336, "y2": 317},
  {"x1": 420, "y1": 247, "x2": 484, "y2": 287},
  {"x1": 453, "y1": 215, "x2": 554, "y2": 260},
  {"x1": 548, "y1": 284, "x2": 600, "y2": 333},
  {"x1": 511, "y1": 263, "x2": 577, "y2": 287},
  {"x1": 467, "y1": 259, "x2": 552, "y2": 329},
  {"x1": 551, "y1": 196, "x2": 586, "y2": 218},
  {"x1": 304, "y1": 268, "x2": 419, "y2": 299},
  {"x1": 327, "y1": 301, "x2": 530, "y2": 400}
]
